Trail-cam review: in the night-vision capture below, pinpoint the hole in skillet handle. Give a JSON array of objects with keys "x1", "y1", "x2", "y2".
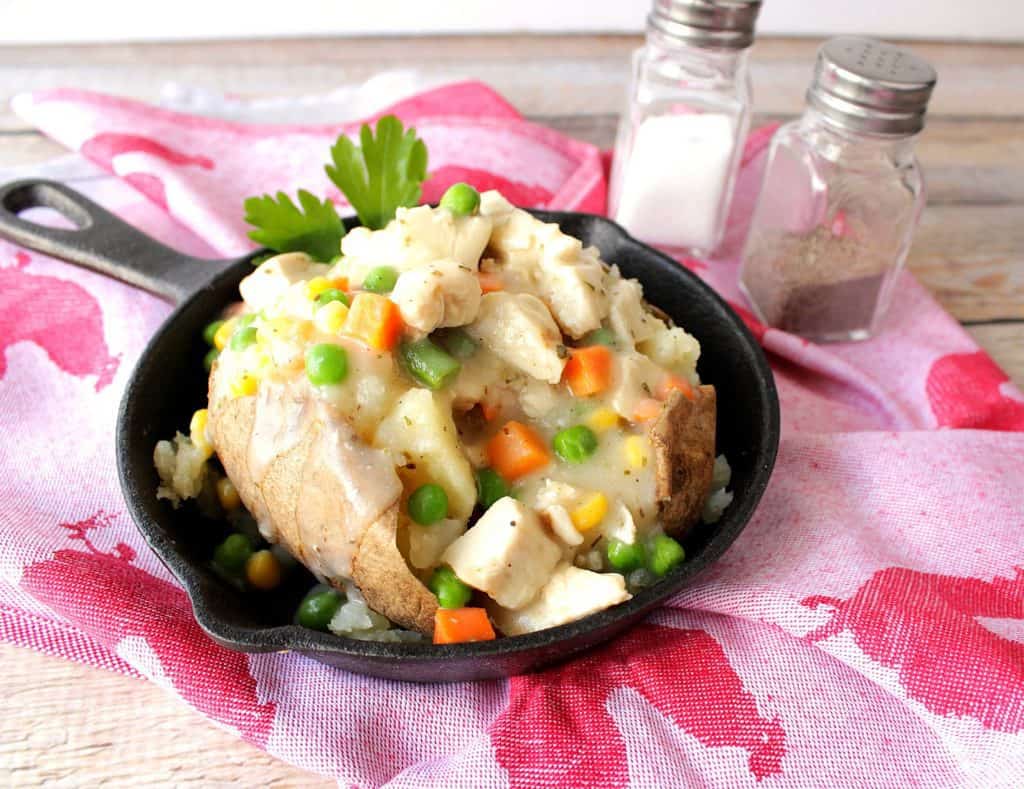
[{"x1": 113, "y1": 206, "x2": 779, "y2": 682}]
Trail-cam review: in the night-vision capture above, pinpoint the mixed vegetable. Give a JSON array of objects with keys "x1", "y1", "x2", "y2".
[{"x1": 154, "y1": 116, "x2": 733, "y2": 645}]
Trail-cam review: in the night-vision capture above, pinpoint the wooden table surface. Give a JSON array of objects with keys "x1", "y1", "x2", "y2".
[{"x1": 0, "y1": 35, "x2": 1021, "y2": 786}]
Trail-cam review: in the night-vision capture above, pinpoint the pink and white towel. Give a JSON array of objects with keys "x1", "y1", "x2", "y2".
[{"x1": 1, "y1": 81, "x2": 1022, "y2": 787}]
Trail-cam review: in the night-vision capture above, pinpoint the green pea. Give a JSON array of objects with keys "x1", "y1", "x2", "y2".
[
  {"x1": 236, "y1": 313, "x2": 257, "y2": 330},
  {"x1": 606, "y1": 539, "x2": 646, "y2": 573},
  {"x1": 440, "y1": 182, "x2": 481, "y2": 216},
  {"x1": 428, "y1": 566, "x2": 473, "y2": 609},
  {"x1": 433, "y1": 327, "x2": 478, "y2": 360},
  {"x1": 648, "y1": 534, "x2": 686, "y2": 576},
  {"x1": 213, "y1": 533, "x2": 253, "y2": 574},
  {"x1": 203, "y1": 347, "x2": 220, "y2": 372},
  {"x1": 305, "y1": 343, "x2": 349, "y2": 386},
  {"x1": 230, "y1": 325, "x2": 258, "y2": 351},
  {"x1": 316, "y1": 288, "x2": 350, "y2": 309},
  {"x1": 408, "y1": 483, "x2": 448, "y2": 525},
  {"x1": 202, "y1": 319, "x2": 225, "y2": 346},
  {"x1": 362, "y1": 266, "x2": 398, "y2": 294},
  {"x1": 296, "y1": 589, "x2": 343, "y2": 631},
  {"x1": 399, "y1": 338, "x2": 461, "y2": 390},
  {"x1": 475, "y1": 468, "x2": 509, "y2": 510},
  {"x1": 552, "y1": 425, "x2": 598, "y2": 464},
  {"x1": 583, "y1": 327, "x2": 617, "y2": 348}
]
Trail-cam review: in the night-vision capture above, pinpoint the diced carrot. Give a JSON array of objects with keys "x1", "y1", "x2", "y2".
[
  {"x1": 433, "y1": 607, "x2": 496, "y2": 644},
  {"x1": 330, "y1": 276, "x2": 349, "y2": 291},
  {"x1": 563, "y1": 345, "x2": 613, "y2": 397},
  {"x1": 632, "y1": 397, "x2": 663, "y2": 423},
  {"x1": 657, "y1": 374, "x2": 695, "y2": 401},
  {"x1": 477, "y1": 271, "x2": 504, "y2": 294},
  {"x1": 487, "y1": 420, "x2": 550, "y2": 480},
  {"x1": 344, "y1": 293, "x2": 404, "y2": 351},
  {"x1": 481, "y1": 401, "x2": 501, "y2": 421}
]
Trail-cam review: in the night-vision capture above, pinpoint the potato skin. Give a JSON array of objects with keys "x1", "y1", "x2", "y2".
[
  {"x1": 207, "y1": 381, "x2": 438, "y2": 635},
  {"x1": 649, "y1": 385, "x2": 717, "y2": 536}
]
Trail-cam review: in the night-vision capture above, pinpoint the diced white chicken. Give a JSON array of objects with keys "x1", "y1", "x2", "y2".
[
  {"x1": 607, "y1": 351, "x2": 665, "y2": 420},
  {"x1": 638, "y1": 324, "x2": 702, "y2": 384},
  {"x1": 533, "y1": 480, "x2": 585, "y2": 547},
  {"x1": 543, "y1": 505, "x2": 583, "y2": 547},
  {"x1": 390, "y1": 260, "x2": 482, "y2": 334},
  {"x1": 490, "y1": 563, "x2": 631, "y2": 636},
  {"x1": 406, "y1": 517, "x2": 466, "y2": 570},
  {"x1": 534, "y1": 245, "x2": 609, "y2": 339},
  {"x1": 239, "y1": 253, "x2": 325, "y2": 312},
  {"x1": 601, "y1": 502, "x2": 638, "y2": 545},
  {"x1": 375, "y1": 389, "x2": 477, "y2": 519},
  {"x1": 442, "y1": 496, "x2": 562, "y2": 610},
  {"x1": 518, "y1": 376, "x2": 564, "y2": 419},
  {"x1": 449, "y1": 351, "x2": 508, "y2": 412},
  {"x1": 467, "y1": 293, "x2": 567, "y2": 384},
  {"x1": 339, "y1": 205, "x2": 492, "y2": 285},
  {"x1": 606, "y1": 275, "x2": 659, "y2": 350}
]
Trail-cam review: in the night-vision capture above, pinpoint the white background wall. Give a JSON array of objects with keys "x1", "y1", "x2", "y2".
[{"x1": 1, "y1": 0, "x2": 1021, "y2": 43}]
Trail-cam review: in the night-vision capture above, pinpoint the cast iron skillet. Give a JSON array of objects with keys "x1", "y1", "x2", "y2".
[{"x1": 0, "y1": 179, "x2": 779, "y2": 682}]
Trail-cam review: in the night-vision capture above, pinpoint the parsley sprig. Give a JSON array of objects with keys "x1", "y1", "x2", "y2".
[
  {"x1": 326, "y1": 115, "x2": 429, "y2": 231},
  {"x1": 243, "y1": 115, "x2": 428, "y2": 262}
]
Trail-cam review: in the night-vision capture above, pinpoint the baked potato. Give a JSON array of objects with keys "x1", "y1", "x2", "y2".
[{"x1": 157, "y1": 188, "x2": 731, "y2": 643}]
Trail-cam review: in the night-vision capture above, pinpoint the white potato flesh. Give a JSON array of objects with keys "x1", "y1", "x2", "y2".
[
  {"x1": 607, "y1": 351, "x2": 665, "y2": 420},
  {"x1": 374, "y1": 389, "x2": 477, "y2": 520},
  {"x1": 490, "y1": 563, "x2": 631, "y2": 636},
  {"x1": 442, "y1": 496, "x2": 562, "y2": 610},
  {"x1": 406, "y1": 517, "x2": 467, "y2": 570},
  {"x1": 607, "y1": 276, "x2": 659, "y2": 350},
  {"x1": 638, "y1": 324, "x2": 702, "y2": 384}
]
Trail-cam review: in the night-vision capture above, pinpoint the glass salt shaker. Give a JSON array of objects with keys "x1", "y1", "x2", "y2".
[
  {"x1": 609, "y1": 0, "x2": 761, "y2": 256},
  {"x1": 739, "y1": 37, "x2": 938, "y2": 342}
]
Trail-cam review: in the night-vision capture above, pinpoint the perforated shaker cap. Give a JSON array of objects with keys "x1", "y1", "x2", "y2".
[
  {"x1": 807, "y1": 37, "x2": 938, "y2": 136},
  {"x1": 648, "y1": 0, "x2": 762, "y2": 50}
]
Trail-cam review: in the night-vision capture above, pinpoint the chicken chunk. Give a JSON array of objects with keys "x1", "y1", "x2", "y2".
[
  {"x1": 467, "y1": 292, "x2": 567, "y2": 384},
  {"x1": 442, "y1": 496, "x2": 562, "y2": 609},
  {"x1": 535, "y1": 245, "x2": 609, "y2": 339},
  {"x1": 489, "y1": 563, "x2": 631, "y2": 636},
  {"x1": 339, "y1": 204, "x2": 492, "y2": 285},
  {"x1": 239, "y1": 253, "x2": 325, "y2": 313},
  {"x1": 607, "y1": 275, "x2": 659, "y2": 350},
  {"x1": 390, "y1": 260, "x2": 482, "y2": 334},
  {"x1": 607, "y1": 351, "x2": 665, "y2": 420}
]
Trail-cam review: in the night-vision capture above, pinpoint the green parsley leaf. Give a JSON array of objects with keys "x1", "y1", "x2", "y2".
[
  {"x1": 325, "y1": 115, "x2": 428, "y2": 230},
  {"x1": 243, "y1": 189, "x2": 345, "y2": 262}
]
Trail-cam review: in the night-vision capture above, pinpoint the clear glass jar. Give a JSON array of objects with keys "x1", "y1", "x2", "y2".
[
  {"x1": 609, "y1": 0, "x2": 760, "y2": 256},
  {"x1": 739, "y1": 37, "x2": 937, "y2": 342}
]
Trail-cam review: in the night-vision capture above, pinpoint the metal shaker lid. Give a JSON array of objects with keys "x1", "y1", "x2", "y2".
[
  {"x1": 807, "y1": 37, "x2": 938, "y2": 136},
  {"x1": 648, "y1": 0, "x2": 762, "y2": 50}
]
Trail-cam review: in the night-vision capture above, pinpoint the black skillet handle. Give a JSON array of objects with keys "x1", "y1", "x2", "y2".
[{"x1": 0, "y1": 179, "x2": 237, "y2": 305}]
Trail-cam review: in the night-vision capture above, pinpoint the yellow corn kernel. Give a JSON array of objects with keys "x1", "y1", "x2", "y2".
[
  {"x1": 251, "y1": 350, "x2": 273, "y2": 372},
  {"x1": 230, "y1": 373, "x2": 259, "y2": 398},
  {"x1": 215, "y1": 476, "x2": 241, "y2": 511},
  {"x1": 213, "y1": 317, "x2": 237, "y2": 351},
  {"x1": 305, "y1": 276, "x2": 333, "y2": 300},
  {"x1": 585, "y1": 407, "x2": 620, "y2": 434},
  {"x1": 624, "y1": 435, "x2": 649, "y2": 471},
  {"x1": 189, "y1": 409, "x2": 213, "y2": 458},
  {"x1": 571, "y1": 492, "x2": 608, "y2": 533},
  {"x1": 245, "y1": 549, "x2": 282, "y2": 590},
  {"x1": 314, "y1": 300, "x2": 349, "y2": 335}
]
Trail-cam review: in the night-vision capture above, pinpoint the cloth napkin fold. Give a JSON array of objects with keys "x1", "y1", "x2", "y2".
[{"x1": 2, "y1": 81, "x2": 1023, "y2": 788}]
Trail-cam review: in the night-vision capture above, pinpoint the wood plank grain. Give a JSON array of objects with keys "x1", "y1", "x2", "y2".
[
  {"x1": 0, "y1": 643, "x2": 330, "y2": 787},
  {"x1": 966, "y1": 322, "x2": 1024, "y2": 388},
  {"x1": 1, "y1": 36, "x2": 1021, "y2": 131}
]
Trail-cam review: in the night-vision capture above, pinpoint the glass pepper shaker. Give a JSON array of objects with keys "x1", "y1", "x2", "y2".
[
  {"x1": 739, "y1": 37, "x2": 938, "y2": 342},
  {"x1": 609, "y1": 0, "x2": 762, "y2": 256}
]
